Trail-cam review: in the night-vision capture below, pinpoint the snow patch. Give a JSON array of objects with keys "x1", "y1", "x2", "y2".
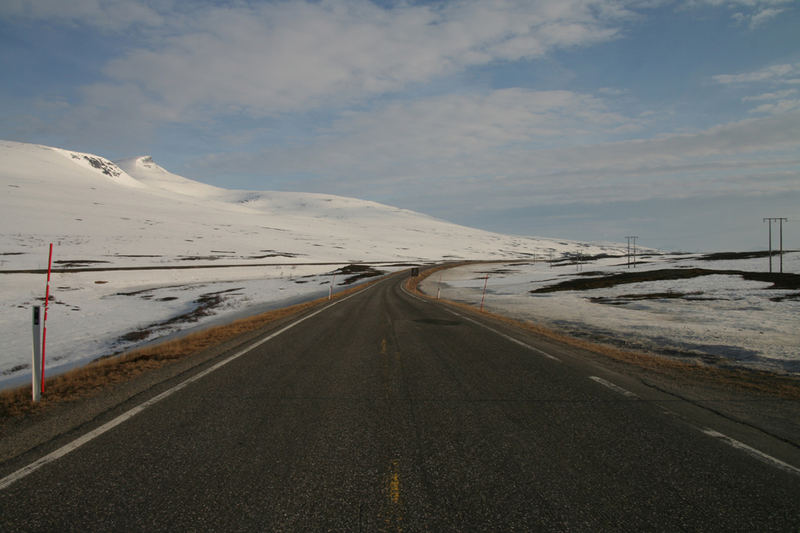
[{"x1": 421, "y1": 253, "x2": 800, "y2": 374}]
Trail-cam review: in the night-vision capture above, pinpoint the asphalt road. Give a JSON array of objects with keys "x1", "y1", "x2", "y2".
[{"x1": 1, "y1": 274, "x2": 798, "y2": 531}]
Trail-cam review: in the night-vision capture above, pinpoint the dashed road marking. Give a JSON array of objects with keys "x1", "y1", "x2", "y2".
[
  {"x1": 702, "y1": 428, "x2": 800, "y2": 476},
  {"x1": 389, "y1": 459, "x2": 401, "y2": 504},
  {"x1": 382, "y1": 458, "x2": 404, "y2": 531},
  {"x1": 589, "y1": 376, "x2": 639, "y2": 398}
]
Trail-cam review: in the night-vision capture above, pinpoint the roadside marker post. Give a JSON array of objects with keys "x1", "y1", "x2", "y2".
[
  {"x1": 480, "y1": 274, "x2": 489, "y2": 312},
  {"x1": 31, "y1": 306, "x2": 42, "y2": 403},
  {"x1": 41, "y1": 243, "x2": 53, "y2": 393}
]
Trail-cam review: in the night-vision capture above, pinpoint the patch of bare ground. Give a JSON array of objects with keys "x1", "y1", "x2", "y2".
[
  {"x1": 0, "y1": 277, "x2": 385, "y2": 425},
  {"x1": 771, "y1": 292, "x2": 800, "y2": 302},
  {"x1": 589, "y1": 291, "x2": 718, "y2": 304},
  {"x1": 531, "y1": 267, "x2": 800, "y2": 293},
  {"x1": 53, "y1": 259, "x2": 110, "y2": 268},
  {"x1": 407, "y1": 265, "x2": 800, "y2": 401},
  {"x1": 115, "y1": 287, "x2": 244, "y2": 343},
  {"x1": 697, "y1": 250, "x2": 797, "y2": 261},
  {"x1": 333, "y1": 264, "x2": 385, "y2": 285}
]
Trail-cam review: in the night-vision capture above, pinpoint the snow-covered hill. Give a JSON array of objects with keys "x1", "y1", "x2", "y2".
[
  {"x1": 0, "y1": 140, "x2": 627, "y2": 387},
  {"x1": 1, "y1": 140, "x2": 623, "y2": 270}
]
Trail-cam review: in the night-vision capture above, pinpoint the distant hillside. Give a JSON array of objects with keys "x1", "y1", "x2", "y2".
[{"x1": 1, "y1": 140, "x2": 625, "y2": 269}]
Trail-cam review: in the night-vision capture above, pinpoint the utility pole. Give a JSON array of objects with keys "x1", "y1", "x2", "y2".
[
  {"x1": 625, "y1": 236, "x2": 638, "y2": 268},
  {"x1": 763, "y1": 218, "x2": 788, "y2": 273}
]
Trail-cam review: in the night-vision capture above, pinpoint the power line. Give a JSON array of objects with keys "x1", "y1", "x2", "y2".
[
  {"x1": 625, "y1": 236, "x2": 638, "y2": 268},
  {"x1": 763, "y1": 218, "x2": 788, "y2": 273}
]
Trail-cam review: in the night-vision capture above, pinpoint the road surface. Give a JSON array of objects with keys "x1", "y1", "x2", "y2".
[{"x1": 1, "y1": 274, "x2": 798, "y2": 530}]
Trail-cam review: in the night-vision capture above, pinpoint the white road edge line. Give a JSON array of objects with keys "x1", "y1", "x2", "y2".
[
  {"x1": 399, "y1": 281, "x2": 429, "y2": 304},
  {"x1": 589, "y1": 376, "x2": 639, "y2": 399},
  {"x1": 401, "y1": 280, "x2": 559, "y2": 362},
  {"x1": 701, "y1": 428, "x2": 800, "y2": 476},
  {"x1": 405, "y1": 291, "x2": 428, "y2": 304},
  {"x1": 445, "y1": 309, "x2": 561, "y2": 362},
  {"x1": 0, "y1": 286, "x2": 372, "y2": 491}
]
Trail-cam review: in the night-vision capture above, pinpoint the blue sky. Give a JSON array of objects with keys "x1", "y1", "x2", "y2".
[{"x1": 1, "y1": 0, "x2": 799, "y2": 252}]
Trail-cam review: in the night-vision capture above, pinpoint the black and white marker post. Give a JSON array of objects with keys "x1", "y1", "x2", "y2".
[{"x1": 31, "y1": 306, "x2": 42, "y2": 402}]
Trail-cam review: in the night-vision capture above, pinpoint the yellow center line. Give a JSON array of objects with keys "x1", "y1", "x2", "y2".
[
  {"x1": 383, "y1": 458, "x2": 403, "y2": 531},
  {"x1": 390, "y1": 459, "x2": 401, "y2": 504},
  {"x1": 381, "y1": 336, "x2": 403, "y2": 529}
]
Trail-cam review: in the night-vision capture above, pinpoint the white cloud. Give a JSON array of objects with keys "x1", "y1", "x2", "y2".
[
  {"x1": 685, "y1": 0, "x2": 793, "y2": 8},
  {"x1": 540, "y1": 112, "x2": 800, "y2": 170},
  {"x1": 457, "y1": 112, "x2": 800, "y2": 206},
  {"x1": 750, "y1": 99, "x2": 800, "y2": 114},
  {"x1": 190, "y1": 87, "x2": 648, "y2": 199},
  {"x1": 278, "y1": 89, "x2": 637, "y2": 174},
  {"x1": 742, "y1": 89, "x2": 798, "y2": 101},
  {"x1": 714, "y1": 64, "x2": 800, "y2": 114},
  {"x1": 684, "y1": 0, "x2": 794, "y2": 27},
  {"x1": 731, "y1": 5, "x2": 787, "y2": 28},
  {"x1": 742, "y1": 89, "x2": 800, "y2": 115},
  {"x1": 713, "y1": 63, "x2": 799, "y2": 84},
  {"x1": 194, "y1": 84, "x2": 800, "y2": 209},
  {"x1": 597, "y1": 87, "x2": 629, "y2": 96},
  {"x1": 28, "y1": 0, "x2": 636, "y2": 120},
  {"x1": 746, "y1": 6, "x2": 785, "y2": 26},
  {"x1": 0, "y1": 0, "x2": 167, "y2": 30}
]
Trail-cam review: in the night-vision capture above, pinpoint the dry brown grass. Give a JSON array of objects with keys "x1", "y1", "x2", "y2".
[
  {"x1": 0, "y1": 277, "x2": 384, "y2": 421},
  {"x1": 408, "y1": 264, "x2": 800, "y2": 400}
]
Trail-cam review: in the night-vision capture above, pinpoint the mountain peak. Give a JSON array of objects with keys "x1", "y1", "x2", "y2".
[
  {"x1": 117, "y1": 155, "x2": 165, "y2": 172},
  {"x1": 116, "y1": 154, "x2": 224, "y2": 198}
]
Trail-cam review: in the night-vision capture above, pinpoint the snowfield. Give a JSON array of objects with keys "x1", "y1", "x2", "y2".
[
  {"x1": 1, "y1": 140, "x2": 623, "y2": 388},
  {"x1": 419, "y1": 253, "x2": 799, "y2": 374}
]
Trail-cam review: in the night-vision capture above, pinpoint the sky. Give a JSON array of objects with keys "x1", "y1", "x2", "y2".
[{"x1": 1, "y1": 0, "x2": 799, "y2": 252}]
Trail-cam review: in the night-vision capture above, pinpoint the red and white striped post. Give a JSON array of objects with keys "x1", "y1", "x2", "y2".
[
  {"x1": 479, "y1": 273, "x2": 489, "y2": 312},
  {"x1": 41, "y1": 243, "x2": 53, "y2": 393}
]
